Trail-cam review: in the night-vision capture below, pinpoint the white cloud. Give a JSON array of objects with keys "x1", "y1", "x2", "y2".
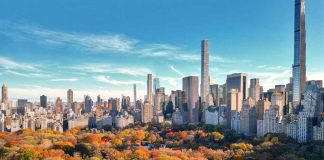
[
  {"x1": 67, "y1": 64, "x2": 153, "y2": 76},
  {"x1": 1, "y1": 24, "x2": 137, "y2": 53},
  {"x1": 49, "y1": 78, "x2": 79, "y2": 82},
  {"x1": 159, "y1": 76, "x2": 182, "y2": 88},
  {"x1": 0, "y1": 56, "x2": 38, "y2": 71},
  {"x1": 169, "y1": 65, "x2": 185, "y2": 77},
  {"x1": 308, "y1": 72, "x2": 324, "y2": 82},
  {"x1": 94, "y1": 75, "x2": 144, "y2": 86},
  {"x1": 1, "y1": 23, "x2": 249, "y2": 64}
]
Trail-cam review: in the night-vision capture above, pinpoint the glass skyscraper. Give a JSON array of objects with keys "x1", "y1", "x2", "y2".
[
  {"x1": 292, "y1": 0, "x2": 306, "y2": 109},
  {"x1": 200, "y1": 40, "x2": 209, "y2": 103}
]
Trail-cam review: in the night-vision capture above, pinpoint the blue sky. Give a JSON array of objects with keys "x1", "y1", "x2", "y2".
[{"x1": 0, "y1": 0, "x2": 323, "y2": 101}]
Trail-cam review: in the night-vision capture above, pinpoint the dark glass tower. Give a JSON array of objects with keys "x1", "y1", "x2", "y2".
[{"x1": 292, "y1": 0, "x2": 306, "y2": 109}]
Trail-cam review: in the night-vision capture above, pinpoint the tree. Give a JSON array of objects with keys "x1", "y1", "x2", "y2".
[
  {"x1": 75, "y1": 143, "x2": 92, "y2": 158},
  {"x1": 212, "y1": 132, "x2": 224, "y2": 141}
]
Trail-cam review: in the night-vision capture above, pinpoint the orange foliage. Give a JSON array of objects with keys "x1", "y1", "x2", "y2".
[
  {"x1": 84, "y1": 134, "x2": 102, "y2": 143},
  {"x1": 56, "y1": 141, "x2": 74, "y2": 148},
  {"x1": 43, "y1": 149, "x2": 65, "y2": 158},
  {"x1": 133, "y1": 130, "x2": 145, "y2": 141}
]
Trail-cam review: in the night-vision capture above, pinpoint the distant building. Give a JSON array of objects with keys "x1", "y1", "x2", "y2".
[
  {"x1": 256, "y1": 99, "x2": 271, "y2": 120},
  {"x1": 55, "y1": 97, "x2": 63, "y2": 113},
  {"x1": 204, "y1": 105, "x2": 226, "y2": 126},
  {"x1": 17, "y1": 99, "x2": 28, "y2": 115},
  {"x1": 67, "y1": 89, "x2": 73, "y2": 108},
  {"x1": 133, "y1": 84, "x2": 137, "y2": 104},
  {"x1": 40, "y1": 95, "x2": 47, "y2": 108},
  {"x1": 2, "y1": 84, "x2": 8, "y2": 104},
  {"x1": 286, "y1": 120, "x2": 298, "y2": 140},
  {"x1": 183, "y1": 76, "x2": 199, "y2": 123},
  {"x1": 201, "y1": 39, "x2": 210, "y2": 103},
  {"x1": 226, "y1": 89, "x2": 241, "y2": 128},
  {"x1": 172, "y1": 108, "x2": 183, "y2": 125},
  {"x1": 313, "y1": 121, "x2": 324, "y2": 141},
  {"x1": 142, "y1": 101, "x2": 153, "y2": 123},
  {"x1": 153, "y1": 77, "x2": 160, "y2": 94},
  {"x1": 147, "y1": 74, "x2": 153, "y2": 103},
  {"x1": 226, "y1": 73, "x2": 248, "y2": 103},
  {"x1": 292, "y1": 0, "x2": 306, "y2": 109},
  {"x1": 297, "y1": 111, "x2": 312, "y2": 143},
  {"x1": 231, "y1": 111, "x2": 240, "y2": 132},
  {"x1": 210, "y1": 84, "x2": 219, "y2": 106},
  {"x1": 240, "y1": 98, "x2": 257, "y2": 136},
  {"x1": 249, "y1": 78, "x2": 261, "y2": 101},
  {"x1": 84, "y1": 96, "x2": 93, "y2": 113}
]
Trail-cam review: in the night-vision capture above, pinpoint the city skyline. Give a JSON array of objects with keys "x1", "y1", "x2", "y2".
[{"x1": 0, "y1": 0, "x2": 323, "y2": 101}]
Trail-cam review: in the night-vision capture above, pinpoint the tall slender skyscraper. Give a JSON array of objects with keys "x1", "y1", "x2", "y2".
[
  {"x1": 133, "y1": 84, "x2": 137, "y2": 103},
  {"x1": 2, "y1": 84, "x2": 8, "y2": 104},
  {"x1": 201, "y1": 40, "x2": 210, "y2": 103},
  {"x1": 183, "y1": 76, "x2": 199, "y2": 123},
  {"x1": 67, "y1": 89, "x2": 73, "y2": 108},
  {"x1": 147, "y1": 74, "x2": 153, "y2": 103},
  {"x1": 292, "y1": 0, "x2": 306, "y2": 108}
]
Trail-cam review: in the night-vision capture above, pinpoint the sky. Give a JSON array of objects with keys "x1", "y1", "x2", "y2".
[{"x1": 0, "y1": 0, "x2": 323, "y2": 102}]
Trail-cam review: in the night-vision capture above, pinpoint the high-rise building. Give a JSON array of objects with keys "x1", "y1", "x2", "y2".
[
  {"x1": 142, "y1": 101, "x2": 153, "y2": 123},
  {"x1": 153, "y1": 77, "x2": 160, "y2": 94},
  {"x1": 17, "y1": 99, "x2": 28, "y2": 115},
  {"x1": 183, "y1": 76, "x2": 199, "y2": 123},
  {"x1": 249, "y1": 78, "x2": 261, "y2": 101},
  {"x1": 147, "y1": 74, "x2": 153, "y2": 103},
  {"x1": 133, "y1": 84, "x2": 137, "y2": 103},
  {"x1": 67, "y1": 89, "x2": 73, "y2": 108},
  {"x1": 40, "y1": 95, "x2": 47, "y2": 108},
  {"x1": 227, "y1": 89, "x2": 241, "y2": 128},
  {"x1": 201, "y1": 40, "x2": 210, "y2": 103},
  {"x1": 219, "y1": 84, "x2": 227, "y2": 105},
  {"x1": 97, "y1": 95, "x2": 103, "y2": 106},
  {"x1": 210, "y1": 84, "x2": 219, "y2": 106},
  {"x1": 240, "y1": 97, "x2": 257, "y2": 136},
  {"x1": 84, "y1": 95, "x2": 93, "y2": 113},
  {"x1": 55, "y1": 97, "x2": 63, "y2": 113},
  {"x1": 256, "y1": 99, "x2": 271, "y2": 120},
  {"x1": 226, "y1": 73, "x2": 248, "y2": 128},
  {"x1": 1, "y1": 84, "x2": 8, "y2": 104},
  {"x1": 292, "y1": 0, "x2": 306, "y2": 109},
  {"x1": 271, "y1": 90, "x2": 285, "y2": 122},
  {"x1": 154, "y1": 88, "x2": 165, "y2": 116},
  {"x1": 226, "y1": 73, "x2": 248, "y2": 103}
]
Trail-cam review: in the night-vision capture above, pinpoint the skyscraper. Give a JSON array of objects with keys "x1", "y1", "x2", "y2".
[
  {"x1": 55, "y1": 97, "x2": 63, "y2": 113},
  {"x1": 153, "y1": 77, "x2": 160, "y2": 94},
  {"x1": 249, "y1": 78, "x2": 261, "y2": 101},
  {"x1": 40, "y1": 95, "x2": 47, "y2": 108},
  {"x1": 292, "y1": 0, "x2": 306, "y2": 108},
  {"x1": 142, "y1": 101, "x2": 153, "y2": 123},
  {"x1": 17, "y1": 99, "x2": 28, "y2": 115},
  {"x1": 201, "y1": 40, "x2": 209, "y2": 103},
  {"x1": 1, "y1": 84, "x2": 8, "y2": 104},
  {"x1": 226, "y1": 73, "x2": 248, "y2": 102},
  {"x1": 227, "y1": 89, "x2": 241, "y2": 128},
  {"x1": 67, "y1": 89, "x2": 73, "y2": 108},
  {"x1": 183, "y1": 76, "x2": 199, "y2": 123},
  {"x1": 133, "y1": 84, "x2": 137, "y2": 103},
  {"x1": 147, "y1": 74, "x2": 153, "y2": 103},
  {"x1": 210, "y1": 84, "x2": 219, "y2": 106}
]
